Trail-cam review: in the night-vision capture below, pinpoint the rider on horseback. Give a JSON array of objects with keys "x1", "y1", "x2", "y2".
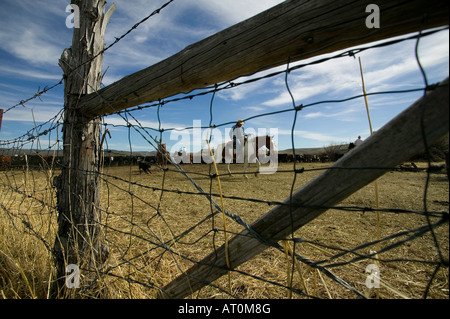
[{"x1": 230, "y1": 119, "x2": 247, "y2": 162}]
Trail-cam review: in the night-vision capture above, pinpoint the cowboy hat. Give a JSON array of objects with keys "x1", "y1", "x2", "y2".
[{"x1": 236, "y1": 119, "x2": 245, "y2": 124}]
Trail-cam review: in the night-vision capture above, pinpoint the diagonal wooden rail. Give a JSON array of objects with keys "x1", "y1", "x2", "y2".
[
  {"x1": 157, "y1": 78, "x2": 449, "y2": 298},
  {"x1": 54, "y1": 0, "x2": 448, "y2": 299},
  {"x1": 77, "y1": 0, "x2": 449, "y2": 119}
]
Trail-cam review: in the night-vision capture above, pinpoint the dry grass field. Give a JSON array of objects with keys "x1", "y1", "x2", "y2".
[{"x1": 0, "y1": 160, "x2": 448, "y2": 299}]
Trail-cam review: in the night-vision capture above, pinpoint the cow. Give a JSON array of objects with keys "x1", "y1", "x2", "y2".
[
  {"x1": 319, "y1": 153, "x2": 329, "y2": 162},
  {"x1": 138, "y1": 161, "x2": 152, "y2": 174},
  {"x1": 278, "y1": 153, "x2": 288, "y2": 163},
  {"x1": 0, "y1": 155, "x2": 11, "y2": 170},
  {"x1": 286, "y1": 154, "x2": 294, "y2": 162}
]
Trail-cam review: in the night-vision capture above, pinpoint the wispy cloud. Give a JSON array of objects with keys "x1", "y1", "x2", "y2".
[
  {"x1": 191, "y1": 0, "x2": 284, "y2": 27},
  {"x1": 103, "y1": 115, "x2": 185, "y2": 132},
  {"x1": 278, "y1": 129, "x2": 350, "y2": 144},
  {"x1": 4, "y1": 105, "x2": 63, "y2": 123},
  {"x1": 0, "y1": 65, "x2": 62, "y2": 81},
  {"x1": 0, "y1": 0, "x2": 447, "y2": 152},
  {"x1": 0, "y1": 2, "x2": 69, "y2": 67},
  {"x1": 101, "y1": 0, "x2": 285, "y2": 81},
  {"x1": 225, "y1": 30, "x2": 449, "y2": 111}
]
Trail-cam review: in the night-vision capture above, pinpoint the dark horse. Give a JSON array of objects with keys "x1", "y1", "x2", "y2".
[
  {"x1": 218, "y1": 135, "x2": 275, "y2": 178},
  {"x1": 155, "y1": 143, "x2": 170, "y2": 169}
]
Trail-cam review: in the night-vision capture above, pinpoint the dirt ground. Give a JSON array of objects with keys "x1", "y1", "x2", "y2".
[
  {"x1": 0, "y1": 160, "x2": 448, "y2": 299},
  {"x1": 97, "y1": 161, "x2": 449, "y2": 299}
]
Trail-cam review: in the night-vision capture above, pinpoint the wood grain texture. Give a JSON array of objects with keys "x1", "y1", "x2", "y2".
[
  {"x1": 158, "y1": 78, "x2": 449, "y2": 299},
  {"x1": 52, "y1": 0, "x2": 115, "y2": 296},
  {"x1": 78, "y1": 0, "x2": 449, "y2": 118}
]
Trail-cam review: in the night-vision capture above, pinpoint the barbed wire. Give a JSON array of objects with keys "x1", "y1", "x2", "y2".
[
  {"x1": 2, "y1": 26, "x2": 447, "y2": 149},
  {"x1": 0, "y1": 11, "x2": 448, "y2": 300},
  {"x1": 1, "y1": 0, "x2": 175, "y2": 117},
  {"x1": 110, "y1": 27, "x2": 448, "y2": 119}
]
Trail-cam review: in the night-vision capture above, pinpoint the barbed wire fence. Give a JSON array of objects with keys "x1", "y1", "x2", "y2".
[{"x1": 0, "y1": 1, "x2": 448, "y2": 299}]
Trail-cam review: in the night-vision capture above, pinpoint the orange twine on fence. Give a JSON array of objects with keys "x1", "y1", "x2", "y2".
[
  {"x1": 359, "y1": 56, "x2": 381, "y2": 299},
  {"x1": 206, "y1": 135, "x2": 232, "y2": 295}
]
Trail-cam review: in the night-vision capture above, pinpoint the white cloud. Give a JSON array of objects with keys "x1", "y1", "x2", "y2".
[
  {"x1": 3, "y1": 105, "x2": 63, "y2": 123},
  {"x1": 218, "y1": 79, "x2": 269, "y2": 101},
  {"x1": 0, "y1": 0, "x2": 448, "y2": 152},
  {"x1": 0, "y1": 65, "x2": 62, "y2": 81},
  {"x1": 240, "y1": 30, "x2": 448, "y2": 112},
  {"x1": 98, "y1": 0, "x2": 286, "y2": 84},
  {"x1": 0, "y1": 2, "x2": 67, "y2": 67},
  {"x1": 102, "y1": 45, "x2": 162, "y2": 77},
  {"x1": 102, "y1": 115, "x2": 185, "y2": 132},
  {"x1": 301, "y1": 103, "x2": 363, "y2": 121},
  {"x1": 242, "y1": 106, "x2": 266, "y2": 112},
  {"x1": 278, "y1": 129, "x2": 349, "y2": 144},
  {"x1": 9, "y1": 29, "x2": 62, "y2": 65},
  {"x1": 191, "y1": 0, "x2": 284, "y2": 26},
  {"x1": 302, "y1": 112, "x2": 325, "y2": 119},
  {"x1": 259, "y1": 55, "x2": 362, "y2": 108}
]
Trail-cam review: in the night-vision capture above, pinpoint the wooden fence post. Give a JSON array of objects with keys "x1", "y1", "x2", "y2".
[
  {"x1": 45, "y1": 0, "x2": 447, "y2": 298},
  {"x1": 52, "y1": 0, "x2": 115, "y2": 297},
  {"x1": 157, "y1": 78, "x2": 449, "y2": 299},
  {"x1": 77, "y1": 0, "x2": 449, "y2": 118}
]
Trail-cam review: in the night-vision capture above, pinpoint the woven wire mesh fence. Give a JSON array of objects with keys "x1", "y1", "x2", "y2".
[{"x1": 0, "y1": 24, "x2": 448, "y2": 299}]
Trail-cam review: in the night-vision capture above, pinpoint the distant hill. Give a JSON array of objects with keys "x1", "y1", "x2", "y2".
[
  {"x1": 279, "y1": 144, "x2": 350, "y2": 155},
  {"x1": 1, "y1": 146, "x2": 349, "y2": 157},
  {"x1": 278, "y1": 147, "x2": 326, "y2": 155},
  {"x1": 102, "y1": 150, "x2": 156, "y2": 157},
  {"x1": 0, "y1": 149, "x2": 157, "y2": 157},
  {"x1": 0, "y1": 149, "x2": 64, "y2": 157}
]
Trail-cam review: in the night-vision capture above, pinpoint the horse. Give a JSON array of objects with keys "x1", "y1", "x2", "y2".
[
  {"x1": 216, "y1": 135, "x2": 276, "y2": 178},
  {"x1": 155, "y1": 143, "x2": 170, "y2": 169}
]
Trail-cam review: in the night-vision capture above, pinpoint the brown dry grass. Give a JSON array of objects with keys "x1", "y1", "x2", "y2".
[{"x1": 0, "y1": 161, "x2": 448, "y2": 299}]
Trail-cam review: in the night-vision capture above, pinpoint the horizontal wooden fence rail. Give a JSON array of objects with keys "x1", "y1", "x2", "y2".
[
  {"x1": 157, "y1": 77, "x2": 449, "y2": 299},
  {"x1": 78, "y1": 0, "x2": 449, "y2": 119}
]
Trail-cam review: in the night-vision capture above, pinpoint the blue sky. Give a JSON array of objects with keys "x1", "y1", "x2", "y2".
[{"x1": 0, "y1": 0, "x2": 448, "y2": 155}]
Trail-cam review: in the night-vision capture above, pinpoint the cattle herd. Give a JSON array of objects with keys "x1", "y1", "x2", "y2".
[
  {"x1": 277, "y1": 153, "x2": 333, "y2": 163},
  {"x1": 0, "y1": 151, "x2": 338, "y2": 172},
  {"x1": 0, "y1": 154, "x2": 60, "y2": 170},
  {"x1": 1, "y1": 141, "x2": 356, "y2": 172},
  {"x1": 1, "y1": 146, "x2": 448, "y2": 181},
  {"x1": 0, "y1": 153, "x2": 168, "y2": 173}
]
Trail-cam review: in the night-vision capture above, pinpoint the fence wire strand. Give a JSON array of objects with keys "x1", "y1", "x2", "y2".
[{"x1": 0, "y1": 11, "x2": 448, "y2": 300}]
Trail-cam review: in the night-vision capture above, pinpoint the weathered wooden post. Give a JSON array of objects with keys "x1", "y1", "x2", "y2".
[
  {"x1": 52, "y1": 0, "x2": 115, "y2": 297},
  {"x1": 45, "y1": 0, "x2": 447, "y2": 298}
]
